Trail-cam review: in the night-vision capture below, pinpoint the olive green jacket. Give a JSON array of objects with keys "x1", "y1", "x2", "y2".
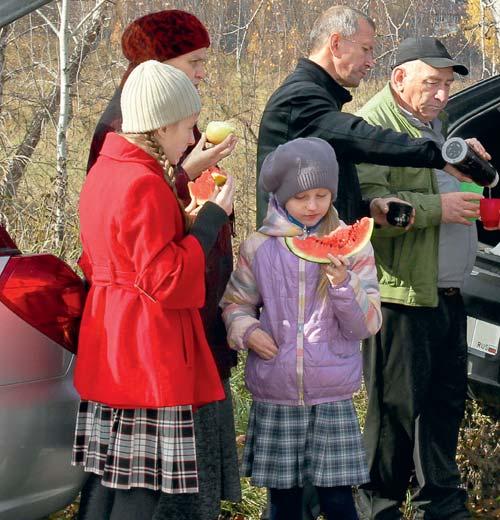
[{"x1": 356, "y1": 83, "x2": 445, "y2": 307}]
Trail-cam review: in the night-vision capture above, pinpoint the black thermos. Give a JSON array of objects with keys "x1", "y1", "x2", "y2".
[{"x1": 442, "y1": 137, "x2": 499, "y2": 188}]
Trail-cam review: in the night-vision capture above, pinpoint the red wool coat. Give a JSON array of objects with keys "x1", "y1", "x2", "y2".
[{"x1": 74, "y1": 133, "x2": 224, "y2": 409}]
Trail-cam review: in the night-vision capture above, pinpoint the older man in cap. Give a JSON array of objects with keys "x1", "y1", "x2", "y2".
[{"x1": 356, "y1": 37, "x2": 486, "y2": 520}]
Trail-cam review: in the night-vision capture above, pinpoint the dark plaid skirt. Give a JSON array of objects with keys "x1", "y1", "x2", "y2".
[
  {"x1": 153, "y1": 379, "x2": 242, "y2": 519},
  {"x1": 242, "y1": 399, "x2": 369, "y2": 489},
  {"x1": 72, "y1": 401, "x2": 198, "y2": 494}
]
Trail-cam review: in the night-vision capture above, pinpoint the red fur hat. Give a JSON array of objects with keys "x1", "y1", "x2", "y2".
[{"x1": 121, "y1": 10, "x2": 210, "y2": 83}]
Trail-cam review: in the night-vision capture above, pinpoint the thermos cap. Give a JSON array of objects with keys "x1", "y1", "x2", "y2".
[
  {"x1": 442, "y1": 137, "x2": 468, "y2": 164},
  {"x1": 442, "y1": 137, "x2": 499, "y2": 188}
]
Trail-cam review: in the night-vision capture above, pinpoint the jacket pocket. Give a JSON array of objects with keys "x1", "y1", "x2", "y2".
[{"x1": 245, "y1": 349, "x2": 295, "y2": 401}]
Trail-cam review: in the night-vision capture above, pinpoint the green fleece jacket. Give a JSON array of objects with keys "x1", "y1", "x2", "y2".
[{"x1": 356, "y1": 83, "x2": 444, "y2": 307}]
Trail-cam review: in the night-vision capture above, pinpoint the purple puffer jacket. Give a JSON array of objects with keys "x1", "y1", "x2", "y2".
[{"x1": 221, "y1": 197, "x2": 381, "y2": 405}]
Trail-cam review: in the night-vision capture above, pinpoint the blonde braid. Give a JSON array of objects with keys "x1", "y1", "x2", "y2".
[
  {"x1": 120, "y1": 131, "x2": 191, "y2": 229},
  {"x1": 316, "y1": 205, "x2": 341, "y2": 298}
]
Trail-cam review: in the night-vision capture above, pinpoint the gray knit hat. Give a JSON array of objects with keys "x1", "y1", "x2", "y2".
[
  {"x1": 259, "y1": 137, "x2": 339, "y2": 206},
  {"x1": 121, "y1": 60, "x2": 201, "y2": 133}
]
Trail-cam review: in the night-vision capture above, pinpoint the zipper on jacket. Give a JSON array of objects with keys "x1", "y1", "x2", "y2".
[{"x1": 297, "y1": 256, "x2": 306, "y2": 405}]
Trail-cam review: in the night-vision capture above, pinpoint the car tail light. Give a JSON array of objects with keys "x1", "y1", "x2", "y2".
[{"x1": 0, "y1": 254, "x2": 86, "y2": 354}]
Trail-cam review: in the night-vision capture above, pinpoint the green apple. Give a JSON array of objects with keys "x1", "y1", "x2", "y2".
[{"x1": 205, "y1": 120, "x2": 235, "y2": 144}]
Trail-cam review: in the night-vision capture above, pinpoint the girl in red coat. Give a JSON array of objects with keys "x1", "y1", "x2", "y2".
[
  {"x1": 85, "y1": 11, "x2": 242, "y2": 519},
  {"x1": 72, "y1": 60, "x2": 235, "y2": 520}
]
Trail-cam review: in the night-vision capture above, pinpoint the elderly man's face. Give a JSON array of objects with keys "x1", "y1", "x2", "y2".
[{"x1": 398, "y1": 61, "x2": 454, "y2": 122}]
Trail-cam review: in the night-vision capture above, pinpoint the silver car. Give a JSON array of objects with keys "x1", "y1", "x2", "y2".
[
  {"x1": 0, "y1": 225, "x2": 86, "y2": 520},
  {"x1": 0, "y1": 2, "x2": 86, "y2": 517}
]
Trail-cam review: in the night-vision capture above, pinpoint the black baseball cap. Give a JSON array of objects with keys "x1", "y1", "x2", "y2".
[{"x1": 392, "y1": 37, "x2": 469, "y2": 76}]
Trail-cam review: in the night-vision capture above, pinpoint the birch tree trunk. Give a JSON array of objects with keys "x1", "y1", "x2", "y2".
[
  {"x1": 55, "y1": 0, "x2": 69, "y2": 251},
  {"x1": 0, "y1": 2, "x2": 107, "y2": 205},
  {"x1": 0, "y1": 26, "x2": 11, "y2": 110},
  {"x1": 480, "y1": 0, "x2": 488, "y2": 77},
  {"x1": 490, "y1": 0, "x2": 500, "y2": 74}
]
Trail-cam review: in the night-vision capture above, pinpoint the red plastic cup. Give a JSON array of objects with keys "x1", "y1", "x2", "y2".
[{"x1": 479, "y1": 198, "x2": 500, "y2": 230}]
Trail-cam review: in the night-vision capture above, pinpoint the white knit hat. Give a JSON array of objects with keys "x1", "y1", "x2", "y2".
[{"x1": 121, "y1": 60, "x2": 201, "y2": 133}]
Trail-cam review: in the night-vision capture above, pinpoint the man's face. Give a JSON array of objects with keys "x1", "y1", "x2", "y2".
[
  {"x1": 398, "y1": 61, "x2": 454, "y2": 122},
  {"x1": 334, "y1": 18, "x2": 375, "y2": 88}
]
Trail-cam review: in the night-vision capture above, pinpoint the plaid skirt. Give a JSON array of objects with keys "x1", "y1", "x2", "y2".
[
  {"x1": 153, "y1": 378, "x2": 242, "y2": 519},
  {"x1": 242, "y1": 399, "x2": 369, "y2": 489},
  {"x1": 72, "y1": 400, "x2": 198, "y2": 494}
]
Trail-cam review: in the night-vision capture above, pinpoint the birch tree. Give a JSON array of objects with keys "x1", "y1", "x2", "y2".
[
  {"x1": 47, "y1": 0, "x2": 108, "y2": 249},
  {"x1": 55, "y1": 0, "x2": 69, "y2": 249},
  {"x1": 488, "y1": 0, "x2": 500, "y2": 71},
  {"x1": 0, "y1": 26, "x2": 12, "y2": 110},
  {"x1": 0, "y1": 0, "x2": 110, "y2": 248},
  {"x1": 464, "y1": 0, "x2": 498, "y2": 76}
]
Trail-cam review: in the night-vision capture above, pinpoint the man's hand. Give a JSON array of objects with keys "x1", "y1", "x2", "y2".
[
  {"x1": 246, "y1": 328, "x2": 279, "y2": 360},
  {"x1": 181, "y1": 133, "x2": 238, "y2": 179},
  {"x1": 465, "y1": 138, "x2": 491, "y2": 161},
  {"x1": 370, "y1": 197, "x2": 415, "y2": 228},
  {"x1": 441, "y1": 191, "x2": 482, "y2": 225}
]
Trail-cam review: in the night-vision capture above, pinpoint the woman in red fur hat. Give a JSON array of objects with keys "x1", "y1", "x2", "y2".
[{"x1": 81, "y1": 10, "x2": 241, "y2": 520}]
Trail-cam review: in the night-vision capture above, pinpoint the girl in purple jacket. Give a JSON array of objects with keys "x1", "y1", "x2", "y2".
[{"x1": 221, "y1": 137, "x2": 382, "y2": 520}]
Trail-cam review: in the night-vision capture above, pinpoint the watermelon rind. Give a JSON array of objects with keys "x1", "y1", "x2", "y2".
[{"x1": 285, "y1": 217, "x2": 374, "y2": 263}]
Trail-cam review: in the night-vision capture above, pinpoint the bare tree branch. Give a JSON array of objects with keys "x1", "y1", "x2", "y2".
[
  {"x1": 71, "y1": 0, "x2": 110, "y2": 38},
  {"x1": 0, "y1": 3, "x2": 109, "y2": 203},
  {"x1": 36, "y1": 10, "x2": 58, "y2": 35}
]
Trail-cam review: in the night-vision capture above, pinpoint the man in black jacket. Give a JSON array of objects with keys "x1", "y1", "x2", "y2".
[{"x1": 256, "y1": 5, "x2": 469, "y2": 227}]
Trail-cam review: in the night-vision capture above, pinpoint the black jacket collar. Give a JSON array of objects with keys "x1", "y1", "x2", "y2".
[{"x1": 295, "y1": 58, "x2": 353, "y2": 106}]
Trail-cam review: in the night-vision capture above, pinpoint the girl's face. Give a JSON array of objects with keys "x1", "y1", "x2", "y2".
[
  {"x1": 285, "y1": 188, "x2": 333, "y2": 227},
  {"x1": 155, "y1": 113, "x2": 198, "y2": 165},
  {"x1": 164, "y1": 48, "x2": 208, "y2": 88}
]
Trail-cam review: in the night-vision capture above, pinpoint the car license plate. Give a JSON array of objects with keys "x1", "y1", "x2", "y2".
[{"x1": 469, "y1": 319, "x2": 500, "y2": 356}]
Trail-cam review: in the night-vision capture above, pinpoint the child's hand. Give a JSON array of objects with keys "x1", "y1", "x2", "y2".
[
  {"x1": 246, "y1": 328, "x2": 278, "y2": 360},
  {"x1": 213, "y1": 174, "x2": 235, "y2": 216},
  {"x1": 181, "y1": 133, "x2": 238, "y2": 179},
  {"x1": 323, "y1": 254, "x2": 349, "y2": 286}
]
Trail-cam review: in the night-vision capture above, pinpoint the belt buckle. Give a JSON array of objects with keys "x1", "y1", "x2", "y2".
[{"x1": 442, "y1": 287, "x2": 459, "y2": 296}]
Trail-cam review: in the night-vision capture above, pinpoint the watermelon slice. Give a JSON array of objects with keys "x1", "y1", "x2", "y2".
[
  {"x1": 187, "y1": 166, "x2": 227, "y2": 205},
  {"x1": 285, "y1": 217, "x2": 374, "y2": 263},
  {"x1": 188, "y1": 170, "x2": 217, "y2": 204}
]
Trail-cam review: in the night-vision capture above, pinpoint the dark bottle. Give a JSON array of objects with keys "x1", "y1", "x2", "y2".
[{"x1": 442, "y1": 137, "x2": 499, "y2": 188}]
